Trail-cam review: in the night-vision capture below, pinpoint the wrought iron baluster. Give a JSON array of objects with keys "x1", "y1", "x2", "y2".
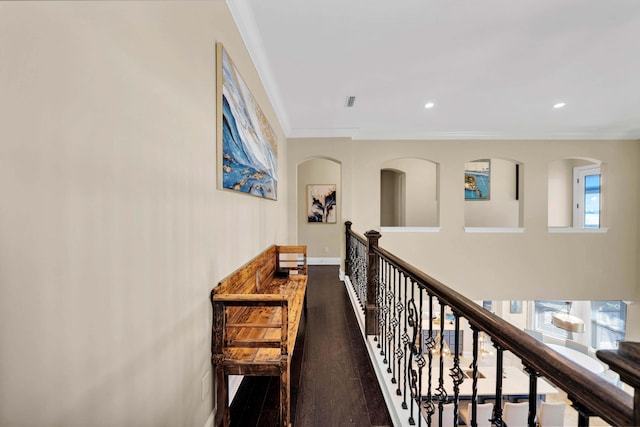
[
  {"x1": 435, "y1": 303, "x2": 447, "y2": 427},
  {"x1": 449, "y1": 312, "x2": 464, "y2": 426},
  {"x1": 401, "y1": 274, "x2": 410, "y2": 408},
  {"x1": 417, "y1": 286, "x2": 424, "y2": 427},
  {"x1": 381, "y1": 260, "x2": 388, "y2": 361},
  {"x1": 387, "y1": 265, "x2": 395, "y2": 375},
  {"x1": 572, "y1": 400, "x2": 594, "y2": 427},
  {"x1": 375, "y1": 257, "x2": 383, "y2": 347},
  {"x1": 407, "y1": 282, "x2": 418, "y2": 426},
  {"x1": 359, "y1": 242, "x2": 366, "y2": 309},
  {"x1": 394, "y1": 270, "x2": 404, "y2": 393},
  {"x1": 424, "y1": 294, "x2": 435, "y2": 426},
  {"x1": 470, "y1": 326, "x2": 479, "y2": 427},
  {"x1": 525, "y1": 365, "x2": 539, "y2": 427},
  {"x1": 490, "y1": 344, "x2": 504, "y2": 427}
]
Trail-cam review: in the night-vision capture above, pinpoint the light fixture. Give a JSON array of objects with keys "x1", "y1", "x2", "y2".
[
  {"x1": 430, "y1": 332, "x2": 452, "y2": 357},
  {"x1": 424, "y1": 102, "x2": 435, "y2": 109},
  {"x1": 553, "y1": 102, "x2": 566, "y2": 109},
  {"x1": 551, "y1": 301, "x2": 584, "y2": 333}
]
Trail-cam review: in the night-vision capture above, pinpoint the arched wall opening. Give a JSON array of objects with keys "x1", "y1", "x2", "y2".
[
  {"x1": 380, "y1": 158, "x2": 439, "y2": 228},
  {"x1": 464, "y1": 157, "x2": 523, "y2": 228},
  {"x1": 380, "y1": 168, "x2": 406, "y2": 226},
  {"x1": 297, "y1": 157, "x2": 342, "y2": 260},
  {"x1": 548, "y1": 157, "x2": 602, "y2": 228}
]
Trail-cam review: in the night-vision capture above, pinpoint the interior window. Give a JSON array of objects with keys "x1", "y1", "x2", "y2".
[
  {"x1": 591, "y1": 301, "x2": 626, "y2": 349},
  {"x1": 533, "y1": 301, "x2": 572, "y2": 340}
]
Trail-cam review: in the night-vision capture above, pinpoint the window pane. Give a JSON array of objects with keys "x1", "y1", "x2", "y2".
[
  {"x1": 584, "y1": 174, "x2": 600, "y2": 228},
  {"x1": 534, "y1": 301, "x2": 571, "y2": 339},
  {"x1": 591, "y1": 301, "x2": 626, "y2": 349}
]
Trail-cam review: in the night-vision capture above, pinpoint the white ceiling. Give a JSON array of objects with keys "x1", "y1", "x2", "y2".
[{"x1": 228, "y1": 0, "x2": 640, "y2": 140}]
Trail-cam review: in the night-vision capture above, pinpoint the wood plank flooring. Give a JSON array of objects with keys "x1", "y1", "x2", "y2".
[{"x1": 229, "y1": 265, "x2": 392, "y2": 427}]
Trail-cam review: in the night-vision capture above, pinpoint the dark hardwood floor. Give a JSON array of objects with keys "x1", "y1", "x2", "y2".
[{"x1": 230, "y1": 265, "x2": 392, "y2": 427}]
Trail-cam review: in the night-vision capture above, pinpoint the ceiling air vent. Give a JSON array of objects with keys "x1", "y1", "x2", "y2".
[{"x1": 345, "y1": 96, "x2": 356, "y2": 107}]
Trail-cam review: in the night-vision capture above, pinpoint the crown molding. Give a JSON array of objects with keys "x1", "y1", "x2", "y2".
[
  {"x1": 289, "y1": 128, "x2": 640, "y2": 141},
  {"x1": 226, "y1": 0, "x2": 292, "y2": 136}
]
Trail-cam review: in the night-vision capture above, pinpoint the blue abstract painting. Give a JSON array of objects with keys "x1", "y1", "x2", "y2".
[
  {"x1": 217, "y1": 43, "x2": 277, "y2": 200},
  {"x1": 464, "y1": 160, "x2": 490, "y2": 200}
]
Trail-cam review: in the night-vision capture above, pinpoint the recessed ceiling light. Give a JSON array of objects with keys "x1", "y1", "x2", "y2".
[
  {"x1": 424, "y1": 102, "x2": 435, "y2": 109},
  {"x1": 345, "y1": 96, "x2": 356, "y2": 107},
  {"x1": 553, "y1": 102, "x2": 566, "y2": 109}
]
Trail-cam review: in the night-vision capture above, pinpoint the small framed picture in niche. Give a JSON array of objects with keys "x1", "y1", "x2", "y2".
[
  {"x1": 307, "y1": 184, "x2": 336, "y2": 223},
  {"x1": 465, "y1": 159, "x2": 490, "y2": 200}
]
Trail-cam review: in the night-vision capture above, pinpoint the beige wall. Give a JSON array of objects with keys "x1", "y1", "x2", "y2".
[
  {"x1": 288, "y1": 138, "x2": 639, "y2": 301},
  {"x1": 0, "y1": 2, "x2": 288, "y2": 426}
]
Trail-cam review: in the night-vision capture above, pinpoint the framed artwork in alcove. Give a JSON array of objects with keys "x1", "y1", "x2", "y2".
[
  {"x1": 465, "y1": 159, "x2": 490, "y2": 200},
  {"x1": 216, "y1": 42, "x2": 278, "y2": 200},
  {"x1": 307, "y1": 184, "x2": 337, "y2": 223}
]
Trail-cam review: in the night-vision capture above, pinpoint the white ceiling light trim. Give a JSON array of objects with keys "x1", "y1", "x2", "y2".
[
  {"x1": 424, "y1": 102, "x2": 435, "y2": 109},
  {"x1": 553, "y1": 102, "x2": 567, "y2": 109}
]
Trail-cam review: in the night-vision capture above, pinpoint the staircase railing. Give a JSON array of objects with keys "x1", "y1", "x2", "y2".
[{"x1": 344, "y1": 221, "x2": 639, "y2": 427}]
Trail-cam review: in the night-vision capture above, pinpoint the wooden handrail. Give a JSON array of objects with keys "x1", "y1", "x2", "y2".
[{"x1": 345, "y1": 224, "x2": 637, "y2": 426}]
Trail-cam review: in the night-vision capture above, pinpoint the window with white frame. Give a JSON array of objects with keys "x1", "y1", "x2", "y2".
[
  {"x1": 591, "y1": 301, "x2": 626, "y2": 350},
  {"x1": 573, "y1": 165, "x2": 601, "y2": 228}
]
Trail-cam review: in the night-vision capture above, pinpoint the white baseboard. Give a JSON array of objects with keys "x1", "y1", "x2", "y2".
[
  {"x1": 339, "y1": 268, "x2": 345, "y2": 281},
  {"x1": 344, "y1": 275, "x2": 423, "y2": 426},
  {"x1": 307, "y1": 257, "x2": 341, "y2": 265},
  {"x1": 343, "y1": 276, "x2": 365, "y2": 334}
]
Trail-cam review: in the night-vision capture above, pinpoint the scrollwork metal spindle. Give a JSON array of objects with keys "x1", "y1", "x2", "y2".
[
  {"x1": 381, "y1": 260, "x2": 388, "y2": 361},
  {"x1": 376, "y1": 258, "x2": 384, "y2": 348},
  {"x1": 387, "y1": 266, "x2": 395, "y2": 375},
  {"x1": 401, "y1": 274, "x2": 409, "y2": 406},
  {"x1": 434, "y1": 303, "x2": 448, "y2": 426},
  {"x1": 358, "y1": 239, "x2": 364, "y2": 308},
  {"x1": 393, "y1": 269, "x2": 404, "y2": 390},
  {"x1": 424, "y1": 294, "x2": 435, "y2": 426},
  {"x1": 470, "y1": 326, "x2": 479, "y2": 427},
  {"x1": 449, "y1": 312, "x2": 464, "y2": 426},
  {"x1": 417, "y1": 286, "x2": 425, "y2": 427},
  {"x1": 407, "y1": 282, "x2": 418, "y2": 426}
]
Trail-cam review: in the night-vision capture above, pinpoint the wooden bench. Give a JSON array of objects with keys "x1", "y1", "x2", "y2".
[{"x1": 211, "y1": 245, "x2": 307, "y2": 427}]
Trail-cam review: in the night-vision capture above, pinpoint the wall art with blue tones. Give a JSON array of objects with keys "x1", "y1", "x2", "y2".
[{"x1": 216, "y1": 43, "x2": 277, "y2": 200}]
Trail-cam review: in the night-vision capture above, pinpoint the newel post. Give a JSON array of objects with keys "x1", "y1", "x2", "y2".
[
  {"x1": 344, "y1": 221, "x2": 352, "y2": 278},
  {"x1": 365, "y1": 229, "x2": 381, "y2": 335}
]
